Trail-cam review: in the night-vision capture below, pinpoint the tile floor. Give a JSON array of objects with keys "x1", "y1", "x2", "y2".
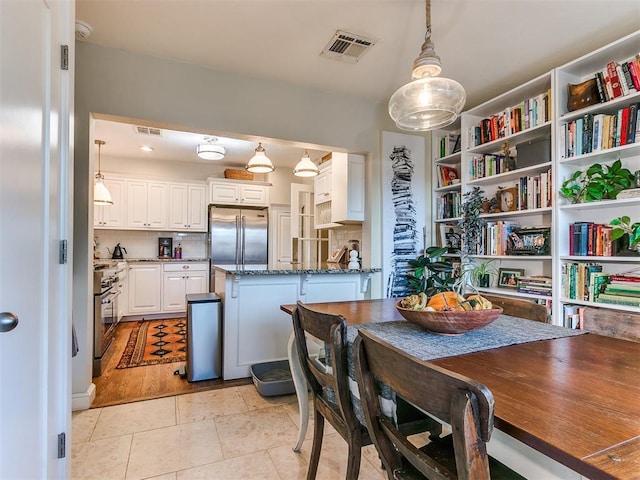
[{"x1": 72, "y1": 385, "x2": 386, "y2": 479}]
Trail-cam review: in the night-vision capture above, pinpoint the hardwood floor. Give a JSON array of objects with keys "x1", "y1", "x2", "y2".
[{"x1": 91, "y1": 319, "x2": 251, "y2": 408}]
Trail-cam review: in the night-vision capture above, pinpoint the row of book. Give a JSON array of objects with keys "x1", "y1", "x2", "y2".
[
  {"x1": 434, "y1": 191, "x2": 461, "y2": 220},
  {"x1": 559, "y1": 103, "x2": 640, "y2": 158},
  {"x1": 468, "y1": 153, "x2": 514, "y2": 180},
  {"x1": 437, "y1": 133, "x2": 461, "y2": 159},
  {"x1": 481, "y1": 221, "x2": 520, "y2": 256},
  {"x1": 595, "y1": 273, "x2": 640, "y2": 307},
  {"x1": 467, "y1": 90, "x2": 551, "y2": 147},
  {"x1": 592, "y1": 58, "x2": 640, "y2": 104},
  {"x1": 562, "y1": 304, "x2": 585, "y2": 329},
  {"x1": 515, "y1": 169, "x2": 552, "y2": 210},
  {"x1": 561, "y1": 262, "x2": 606, "y2": 301},
  {"x1": 568, "y1": 222, "x2": 614, "y2": 256},
  {"x1": 517, "y1": 275, "x2": 552, "y2": 296},
  {"x1": 436, "y1": 165, "x2": 460, "y2": 188}
]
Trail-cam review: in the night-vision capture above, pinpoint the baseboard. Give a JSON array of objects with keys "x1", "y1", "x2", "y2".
[
  {"x1": 121, "y1": 312, "x2": 186, "y2": 322},
  {"x1": 72, "y1": 383, "x2": 96, "y2": 411}
]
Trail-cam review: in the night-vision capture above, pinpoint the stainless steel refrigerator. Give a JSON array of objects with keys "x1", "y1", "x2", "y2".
[{"x1": 208, "y1": 205, "x2": 268, "y2": 287}]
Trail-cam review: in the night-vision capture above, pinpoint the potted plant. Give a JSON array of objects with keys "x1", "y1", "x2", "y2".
[
  {"x1": 406, "y1": 246, "x2": 458, "y2": 297},
  {"x1": 560, "y1": 160, "x2": 634, "y2": 204},
  {"x1": 610, "y1": 216, "x2": 640, "y2": 255},
  {"x1": 458, "y1": 186, "x2": 486, "y2": 256},
  {"x1": 462, "y1": 259, "x2": 500, "y2": 288}
]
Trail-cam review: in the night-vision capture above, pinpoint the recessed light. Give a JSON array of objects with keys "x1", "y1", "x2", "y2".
[{"x1": 140, "y1": 145, "x2": 154, "y2": 152}]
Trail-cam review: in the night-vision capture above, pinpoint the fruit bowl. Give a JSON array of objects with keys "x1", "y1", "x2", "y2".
[{"x1": 395, "y1": 302, "x2": 503, "y2": 335}]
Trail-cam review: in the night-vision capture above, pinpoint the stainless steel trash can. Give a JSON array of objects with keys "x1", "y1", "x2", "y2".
[{"x1": 186, "y1": 292, "x2": 222, "y2": 382}]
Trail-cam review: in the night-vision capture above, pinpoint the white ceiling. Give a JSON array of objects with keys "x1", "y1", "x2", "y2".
[{"x1": 77, "y1": 0, "x2": 640, "y2": 168}]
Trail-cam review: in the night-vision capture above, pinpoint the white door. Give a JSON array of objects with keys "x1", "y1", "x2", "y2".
[{"x1": 0, "y1": 0, "x2": 72, "y2": 477}]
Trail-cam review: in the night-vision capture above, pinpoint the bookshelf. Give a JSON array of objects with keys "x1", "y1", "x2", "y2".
[
  {"x1": 431, "y1": 120, "x2": 462, "y2": 253},
  {"x1": 457, "y1": 71, "x2": 554, "y2": 307},
  {"x1": 554, "y1": 30, "x2": 640, "y2": 323}
]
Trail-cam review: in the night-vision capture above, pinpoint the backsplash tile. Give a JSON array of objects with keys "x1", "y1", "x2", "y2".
[{"x1": 94, "y1": 230, "x2": 207, "y2": 260}]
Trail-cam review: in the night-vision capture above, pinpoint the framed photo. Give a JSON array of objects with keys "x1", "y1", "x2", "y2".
[
  {"x1": 498, "y1": 268, "x2": 524, "y2": 289},
  {"x1": 440, "y1": 224, "x2": 462, "y2": 253},
  {"x1": 327, "y1": 246, "x2": 348, "y2": 263},
  {"x1": 497, "y1": 187, "x2": 518, "y2": 212}
]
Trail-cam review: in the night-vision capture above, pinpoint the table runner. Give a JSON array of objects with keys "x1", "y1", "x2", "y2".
[{"x1": 337, "y1": 315, "x2": 586, "y2": 424}]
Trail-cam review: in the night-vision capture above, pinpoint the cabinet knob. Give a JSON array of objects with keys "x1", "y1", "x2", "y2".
[{"x1": 183, "y1": 265, "x2": 189, "y2": 269}]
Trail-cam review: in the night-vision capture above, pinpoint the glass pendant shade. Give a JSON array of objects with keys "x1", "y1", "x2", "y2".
[
  {"x1": 94, "y1": 175, "x2": 113, "y2": 205},
  {"x1": 389, "y1": 76, "x2": 466, "y2": 131},
  {"x1": 93, "y1": 139, "x2": 113, "y2": 205},
  {"x1": 197, "y1": 143, "x2": 226, "y2": 160},
  {"x1": 293, "y1": 151, "x2": 318, "y2": 177},
  {"x1": 246, "y1": 142, "x2": 275, "y2": 173}
]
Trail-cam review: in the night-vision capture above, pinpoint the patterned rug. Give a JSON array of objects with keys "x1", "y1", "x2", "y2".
[{"x1": 116, "y1": 318, "x2": 187, "y2": 369}]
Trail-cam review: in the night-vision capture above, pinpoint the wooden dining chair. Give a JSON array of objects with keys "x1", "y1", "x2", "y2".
[
  {"x1": 481, "y1": 294, "x2": 548, "y2": 323},
  {"x1": 582, "y1": 307, "x2": 640, "y2": 343},
  {"x1": 353, "y1": 328, "x2": 525, "y2": 480},
  {"x1": 292, "y1": 301, "x2": 437, "y2": 480}
]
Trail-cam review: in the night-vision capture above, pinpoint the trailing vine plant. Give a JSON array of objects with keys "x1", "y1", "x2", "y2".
[{"x1": 458, "y1": 186, "x2": 486, "y2": 257}]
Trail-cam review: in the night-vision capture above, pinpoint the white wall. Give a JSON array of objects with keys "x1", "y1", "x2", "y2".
[{"x1": 73, "y1": 42, "x2": 429, "y2": 401}]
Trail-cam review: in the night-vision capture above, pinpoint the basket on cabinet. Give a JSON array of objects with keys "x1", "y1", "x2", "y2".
[{"x1": 224, "y1": 169, "x2": 253, "y2": 181}]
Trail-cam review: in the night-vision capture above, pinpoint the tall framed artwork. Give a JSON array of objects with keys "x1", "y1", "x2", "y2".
[{"x1": 381, "y1": 131, "x2": 426, "y2": 298}]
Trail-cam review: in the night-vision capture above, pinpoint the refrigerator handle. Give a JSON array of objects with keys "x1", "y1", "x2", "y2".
[
  {"x1": 241, "y1": 215, "x2": 246, "y2": 265},
  {"x1": 235, "y1": 215, "x2": 241, "y2": 265}
]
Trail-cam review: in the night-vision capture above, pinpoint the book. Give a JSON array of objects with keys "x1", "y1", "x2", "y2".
[
  {"x1": 607, "y1": 61, "x2": 624, "y2": 98},
  {"x1": 596, "y1": 293, "x2": 640, "y2": 307},
  {"x1": 589, "y1": 272, "x2": 610, "y2": 302}
]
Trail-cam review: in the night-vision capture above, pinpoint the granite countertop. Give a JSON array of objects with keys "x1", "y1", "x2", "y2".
[{"x1": 212, "y1": 263, "x2": 381, "y2": 275}]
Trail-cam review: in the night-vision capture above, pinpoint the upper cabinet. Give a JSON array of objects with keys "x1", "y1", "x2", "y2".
[
  {"x1": 314, "y1": 152, "x2": 365, "y2": 229},
  {"x1": 94, "y1": 177, "x2": 126, "y2": 228},
  {"x1": 126, "y1": 180, "x2": 168, "y2": 229},
  {"x1": 209, "y1": 179, "x2": 270, "y2": 207},
  {"x1": 168, "y1": 183, "x2": 207, "y2": 231}
]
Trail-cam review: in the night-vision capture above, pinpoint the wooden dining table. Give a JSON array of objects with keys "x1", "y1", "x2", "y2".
[{"x1": 281, "y1": 298, "x2": 640, "y2": 480}]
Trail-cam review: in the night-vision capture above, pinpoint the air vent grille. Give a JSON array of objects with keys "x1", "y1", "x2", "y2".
[
  {"x1": 321, "y1": 30, "x2": 376, "y2": 63},
  {"x1": 134, "y1": 126, "x2": 162, "y2": 136}
]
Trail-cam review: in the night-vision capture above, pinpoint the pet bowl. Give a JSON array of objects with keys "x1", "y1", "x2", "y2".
[{"x1": 395, "y1": 302, "x2": 503, "y2": 335}]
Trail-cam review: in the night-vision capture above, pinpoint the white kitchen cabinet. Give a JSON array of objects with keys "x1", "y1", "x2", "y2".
[
  {"x1": 209, "y1": 179, "x2": 270, "y2": 206},
  {"x1": 128, "y1": 263, "x2": 162, "y2": 314},
  {"x1": 168, "y1": 183, "x2": 207, "y2": 231},
  {"x1": 161, "y1": 262, "x2": 208, "y2": 312},
  {"x1": 269, "y1": 206, "x2": 292, "y2": 263},
  {"x1": 94, "y1": 177, "x2": 126, "y2": 228},
  {"x1": 126, "y1": 180, "x2": 168, "y2": 229},
  {"x1": 314, "y1": 153, "x2": 365, "y2": 229}
]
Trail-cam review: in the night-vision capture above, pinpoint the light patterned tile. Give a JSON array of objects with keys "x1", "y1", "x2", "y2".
[
  {"x1": 214, "y1": 405, "x2": 298, "y2": 458},
  {"x1": 176, "y1": 450, "x2": 279, "y2": 480},
  {"x1": 176, "y1": 387, "x2": 248, "y2": 423},
  {"x1": 72, "y1": 408, "x2": 102, "y2": 444},
  {"x1": 92, "y1": 397, "x2": 177, "y2": 440},
  {"x1": 268, "y1": 434, "x2": 385, "y2": 480},
  {"x1": 71, "y1": 434, "x2": 132, "y2": 480},
  {"x1": 126, "y1": 420, "x2": 223, "y2": 480},
  {"x1": 238, "y1": 384, "x2": 298, "y2": 411}
]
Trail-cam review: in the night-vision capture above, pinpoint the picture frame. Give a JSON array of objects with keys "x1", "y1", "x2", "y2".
[
  {"x1": 498, "y1": 268, "x2": 524, "y2": 289},
  {"x1": 327, "y1": 245, "x2": 348, "y2": 264},
  {"x1": 440, "y1": 224, "x2": 462, "y2": 253},
  {"x1": 506, "y1": 226, "x2": 551, "y2": 255},
  {"x1": 497, "y1": 186, "x2": 518, "y2": 212}
]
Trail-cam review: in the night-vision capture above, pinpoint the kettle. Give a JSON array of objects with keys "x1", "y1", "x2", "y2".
[{"x1": 108, "y1": 243, "x2": 127, "y2": 259}]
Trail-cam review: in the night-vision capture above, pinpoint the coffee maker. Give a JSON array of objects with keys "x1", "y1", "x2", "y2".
[{"x1": 159, "y1": 237, "x2": 173, "y2": 258}]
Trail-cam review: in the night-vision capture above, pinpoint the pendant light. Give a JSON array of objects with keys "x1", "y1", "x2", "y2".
[
  {"x1": 388, "y1": 0, "x2": 466, "y2": 131},
  {"x1": 293, "y1": 149, "x2": 318, "y2": 177},
  {"x1": 93, "y1": 139, "x2": 113, "y2": 206},
  {"x1": 197, "y1": 136, "x2": 226, "y2": 160},
  {"x1": 246, "y1": 142, "x2": 275, "y2": 173}
]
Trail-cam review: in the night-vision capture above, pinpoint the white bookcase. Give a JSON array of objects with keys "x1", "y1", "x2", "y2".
[
  {"x1": 432, "y1": 29, "x2": 640, "y2": 325},
  {"x1": 553, "y1": 29, "x2": 640, "y2": 322}
]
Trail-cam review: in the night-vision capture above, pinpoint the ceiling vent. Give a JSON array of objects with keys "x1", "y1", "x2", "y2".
[
  {"x1": 321, "y1": 30, "x2": 376, "y2": 63},
  {"x1": 134, "y1": 125, "x2": 163, "y2": 137}
]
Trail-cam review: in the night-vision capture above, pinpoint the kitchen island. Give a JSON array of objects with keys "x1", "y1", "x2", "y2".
[{"x1": 213, "y1": 263, "x2": 380, "y2": 379}]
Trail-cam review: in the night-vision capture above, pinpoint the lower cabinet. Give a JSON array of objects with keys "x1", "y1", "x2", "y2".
[
  {"x1": 162, "y1": 263, "x2": 208, "y2": 312},
  {"x1": 127, "y1": 262, "x2": 208, "y2": 316}
]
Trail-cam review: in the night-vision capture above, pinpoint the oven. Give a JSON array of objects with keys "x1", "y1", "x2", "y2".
[{"x1": 93, "y1": 269, "x2": 120, "y2": 376}]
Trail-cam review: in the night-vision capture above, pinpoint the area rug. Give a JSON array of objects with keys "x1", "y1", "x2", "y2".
[{"x1": 116, "y1": 318, "x2": 187, "y2": 369}]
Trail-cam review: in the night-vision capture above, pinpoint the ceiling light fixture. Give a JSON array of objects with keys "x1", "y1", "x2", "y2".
[
  {"x1": 197, "y1": 136, "x2": 226, "y2": 160},
  {"x1": 293, "y1": 150, "x2": 318, "y2": 177},
  {"x1": 139, "y1": 145, "x2": 154, "y2": 152},
  {"x1": 246, "y1": 142, "x2": 275, "y2": 173},
  {"x1": 93, "y1": 139, "x2": 113, "y2": 206},
  {"x1": 388, "y1": 0, "x2": 466, "y2": 131}
]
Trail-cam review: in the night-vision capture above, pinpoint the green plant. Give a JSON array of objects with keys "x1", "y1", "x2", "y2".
[
  {"x1": 462, "y1": 259, "x2": 500, "y2": 287},
  {"x1": 458, "y1": 186, "x2": 486, "y2": 256},
  {"x1": 560, "y1": 160, "x2": 634, "y2": 204},
  {"x1": 406, "y1": 246, "x2": 457, "y2": 297},
  {"x1": 610, "y1": 216, "x2": 640, "y2": 250}
]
